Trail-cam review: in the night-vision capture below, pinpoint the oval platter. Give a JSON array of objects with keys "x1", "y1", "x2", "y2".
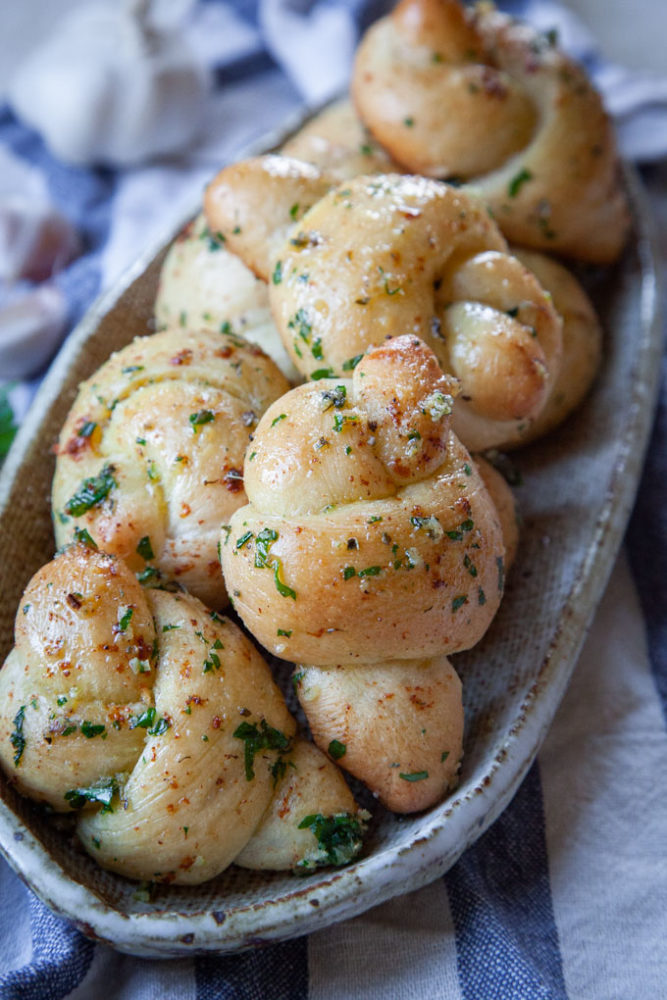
[{"x1": 0, "y1": 108, "x2": 662, "y2": 956}]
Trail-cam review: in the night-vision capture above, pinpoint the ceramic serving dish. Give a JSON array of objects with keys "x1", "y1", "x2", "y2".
[{"x1": 0, "y1": 121, "x2": 662, "y2": 954}]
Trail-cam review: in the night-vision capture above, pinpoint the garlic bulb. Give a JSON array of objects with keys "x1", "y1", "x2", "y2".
[
  {"x1": 0, "y1": 285, "x2": 67, "y2": 379},
  {"x1": 0, "y1": 196, "x2": 80, "y2": 284},
  {"x1": 8, "y1": 0, "x2": 208, "y2": 168}
]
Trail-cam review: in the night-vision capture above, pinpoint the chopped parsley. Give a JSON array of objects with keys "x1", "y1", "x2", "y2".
[
  {"x1": 318, "y1": 385, "x2": 346, "y2": 411},
  {"x1": 254, "y1": 528, "x2": 278, "y2": 568},
  {"x1": 446, "y1": 518, "x2": 474, "y2": 541},
  {"x1": 342, "y1": 354, "x2": 363, "y2": 371},
  {"x1": 272, "y1": 260, "x2": 283, "y2": 285},
  {"x1": 10, "y1": 706, "x2": 26, "y2": 766},
  {"x1": 463, "y1": 554, "x2": 477, "y2": 577},
  {"x1": 74, "y1": 526, "x2": 98, "y2": 549},
  {"x1": 0, "y1": 386, "x2": 17, "y2": 459},
  {"x1": 233, "y1": 719, "x2": 291, "y2": 781},
  {"x1": 80, "y1": 721, "x2": 106, "y2": 739},
  {"x1": 136, "y1": 536, "x2": 154, "y2": 561},
  {"x1": 132, "y1": 707, "x2": 170, "y2": 735},
  {"x1": 297, "y1": 812, "x2": 364, "y2": 867},
  {"x1": 328, "y1": 739, "x2": 346, "y2": 760},
  {"x1": 64, "y1": 464, "x2": 116, "y2": 517},
  {"x1": 399, "y1": 770, "x2": 429, "y2": 781},
  {"x1": 64, "y1": 776, "x2": 118, "y2": 813},
  {"x1": 189, "y1": 409, "x2": 215, "y2": 432},
  {"x1": 452, "y1": 595, "x2": 468, "y2": 612},
  {"x1": 508, "y1": 168, "x2": 533, "y2": 198},
  {"x1": 117, "y1": 606, "x2": 133, "y2": 632}
]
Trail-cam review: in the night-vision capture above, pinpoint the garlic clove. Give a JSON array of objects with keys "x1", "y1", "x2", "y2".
[
  {"x1": 0, "y1": 195, "x2": 80, "y2": 284},
  {"x1": 0, "y1": 285, "x2": 68, "y2": 379},
  {"x1": 8, "y1": 2, "x2": 208, "y2": 168}
]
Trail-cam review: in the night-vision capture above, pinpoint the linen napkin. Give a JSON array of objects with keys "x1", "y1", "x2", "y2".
[{"x1": 1, "y1": 1, "x2": 666, "y2": 997}]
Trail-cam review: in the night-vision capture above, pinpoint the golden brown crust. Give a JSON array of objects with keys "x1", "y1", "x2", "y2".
[
  {"x1": 509, "y1": 248, "x2": 603, "y2": 445},
  {"x1": 294, "y1": 656, "x2": 463, "y2": 813},
  {"x1": 352, "y1": 0, "x2": 630, "y2": 262},
  {"x1": 52, "y1": 327, "x2": 290, "y2": 607},
  {"x1": 204, "y1": 156, "x2": 332, "y2": 282},
  {"x1": 0, "y1": 546, "x2": 368, "y2": 882},
  {"x1": 281, "y1": 98, "x2": 404, "y2": 179},
  {"x1": 474, "y1": 455, "x2": 519, "y2": 570},
  {"x1": 266, "y1": 172, "x2": 562, "y2": 450},
  {"x1": 235, "y1": 738, "x2": 367, "y2": 870},
  {"x1": 221, "y1": 337, "x2": 505, "y2": 665}
]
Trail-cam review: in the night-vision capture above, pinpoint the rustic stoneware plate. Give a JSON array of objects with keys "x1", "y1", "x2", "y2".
[{"x1": 0, "y1": 118, "x2": 662, "y2": 954}]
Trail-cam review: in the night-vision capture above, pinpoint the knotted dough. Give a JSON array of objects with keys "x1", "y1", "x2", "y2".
[
  {"x1": 0, "y1": 544, "x2": 366, "y2": 881},
  {"x1": 221, "y1": 335, "x2": 507, "y2": 810},
  {"x1": 352, "y1": 0, "x2": 629, "y2": 262},
  {"x1": 52, "y1": 327, "x2": 290, "y2": 608}
]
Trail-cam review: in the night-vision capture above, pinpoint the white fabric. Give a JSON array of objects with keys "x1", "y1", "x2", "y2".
[
  {"x1": 309, "y1": 878, "x2": 462, "y2": 1000},
  {"x1": 542, "y1": 553, "x2": 667, "y2": 1000}
]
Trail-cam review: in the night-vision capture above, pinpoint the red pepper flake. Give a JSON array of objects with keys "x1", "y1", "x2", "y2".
[{"x1": 169, "y1": 349, "x2": 193, "y2": 366}]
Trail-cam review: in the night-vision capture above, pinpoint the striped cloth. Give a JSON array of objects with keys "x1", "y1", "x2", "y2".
[{"x1": 1, "y1": 1, "x2": 666, "y2": 997}]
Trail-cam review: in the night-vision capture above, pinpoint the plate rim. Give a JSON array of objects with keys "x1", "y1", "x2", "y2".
[{"x1": 0, "y1": 147, "x2": 662, "y2": 955}]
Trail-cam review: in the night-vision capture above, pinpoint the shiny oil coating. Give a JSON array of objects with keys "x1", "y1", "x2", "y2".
[
  {"x1": 221, "y1": 336, "x2": 498, "y2": 811},
  {"x1": 352, "y1": 0, "x2": 629, "y2": 262},
  {"x1": 0, "y1": 545, "x2": 155, "y2": 809},
  {"x1": 204, "y1": 155, "x2": 332, "y2": 283},
  {"x1": 268, "y1": 172, "x2": 562, "y2": 450},
  {"x1": 0, "y1": 545, "x2": 366, "y2": 883},
  {"x1": 52, "y1": 327, "x2": 290, "y2": 608},
  {"x1": 221, "y1": 336, "x2": 506, "y2": 665}
]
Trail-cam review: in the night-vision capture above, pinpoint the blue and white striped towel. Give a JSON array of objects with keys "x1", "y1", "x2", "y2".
[{"x1": 1, "y1": 1, "x2": 666, "y2": 997}]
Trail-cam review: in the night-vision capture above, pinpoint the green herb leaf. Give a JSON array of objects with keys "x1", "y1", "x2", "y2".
[
  {"x1": 233, "y1": 719, "x2": 291, "y2": 781},
  {"x1": 399, "y1": 770, "x2": 429, "y2": 782},
  {"x1": 136, "y1": 536, "x2": 154, "y2": 561},
  {"x1": 508, "y1": 168, "x2": 533, "y2": 198},
  {"x1": 328, "y1": 739, "x2": 346, "y2": 760},
  {"x1": 254, "y1": 528, "x2": 278, "y2": 568},
  {"x1": 189, "y1": 410, "x2": 215, "y2": 432},
  {"x1": 10, "y1": 706, "x2": 26, "y2": 766},
  {"x1": 65, "y1": 464, "x2": 116, "y2": 517},
  {"x1": 117, "y1": 606, "x2": 133, "y2": 632},
  {"x1": 80, "y1": 721, "x2": 106, "y2": 738},
  {"x1": 74, "y1": 526, "x2": 98, "y2": 549},
  {"x1": 64, "y1": 776, "x2": 118, "y2": 813},
  {"x1": 0, "y1": 386, "x2": 17, "y2": 459},
  {"x1": 297, "y1": 812, "x2": 365, "y2": 867}
]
